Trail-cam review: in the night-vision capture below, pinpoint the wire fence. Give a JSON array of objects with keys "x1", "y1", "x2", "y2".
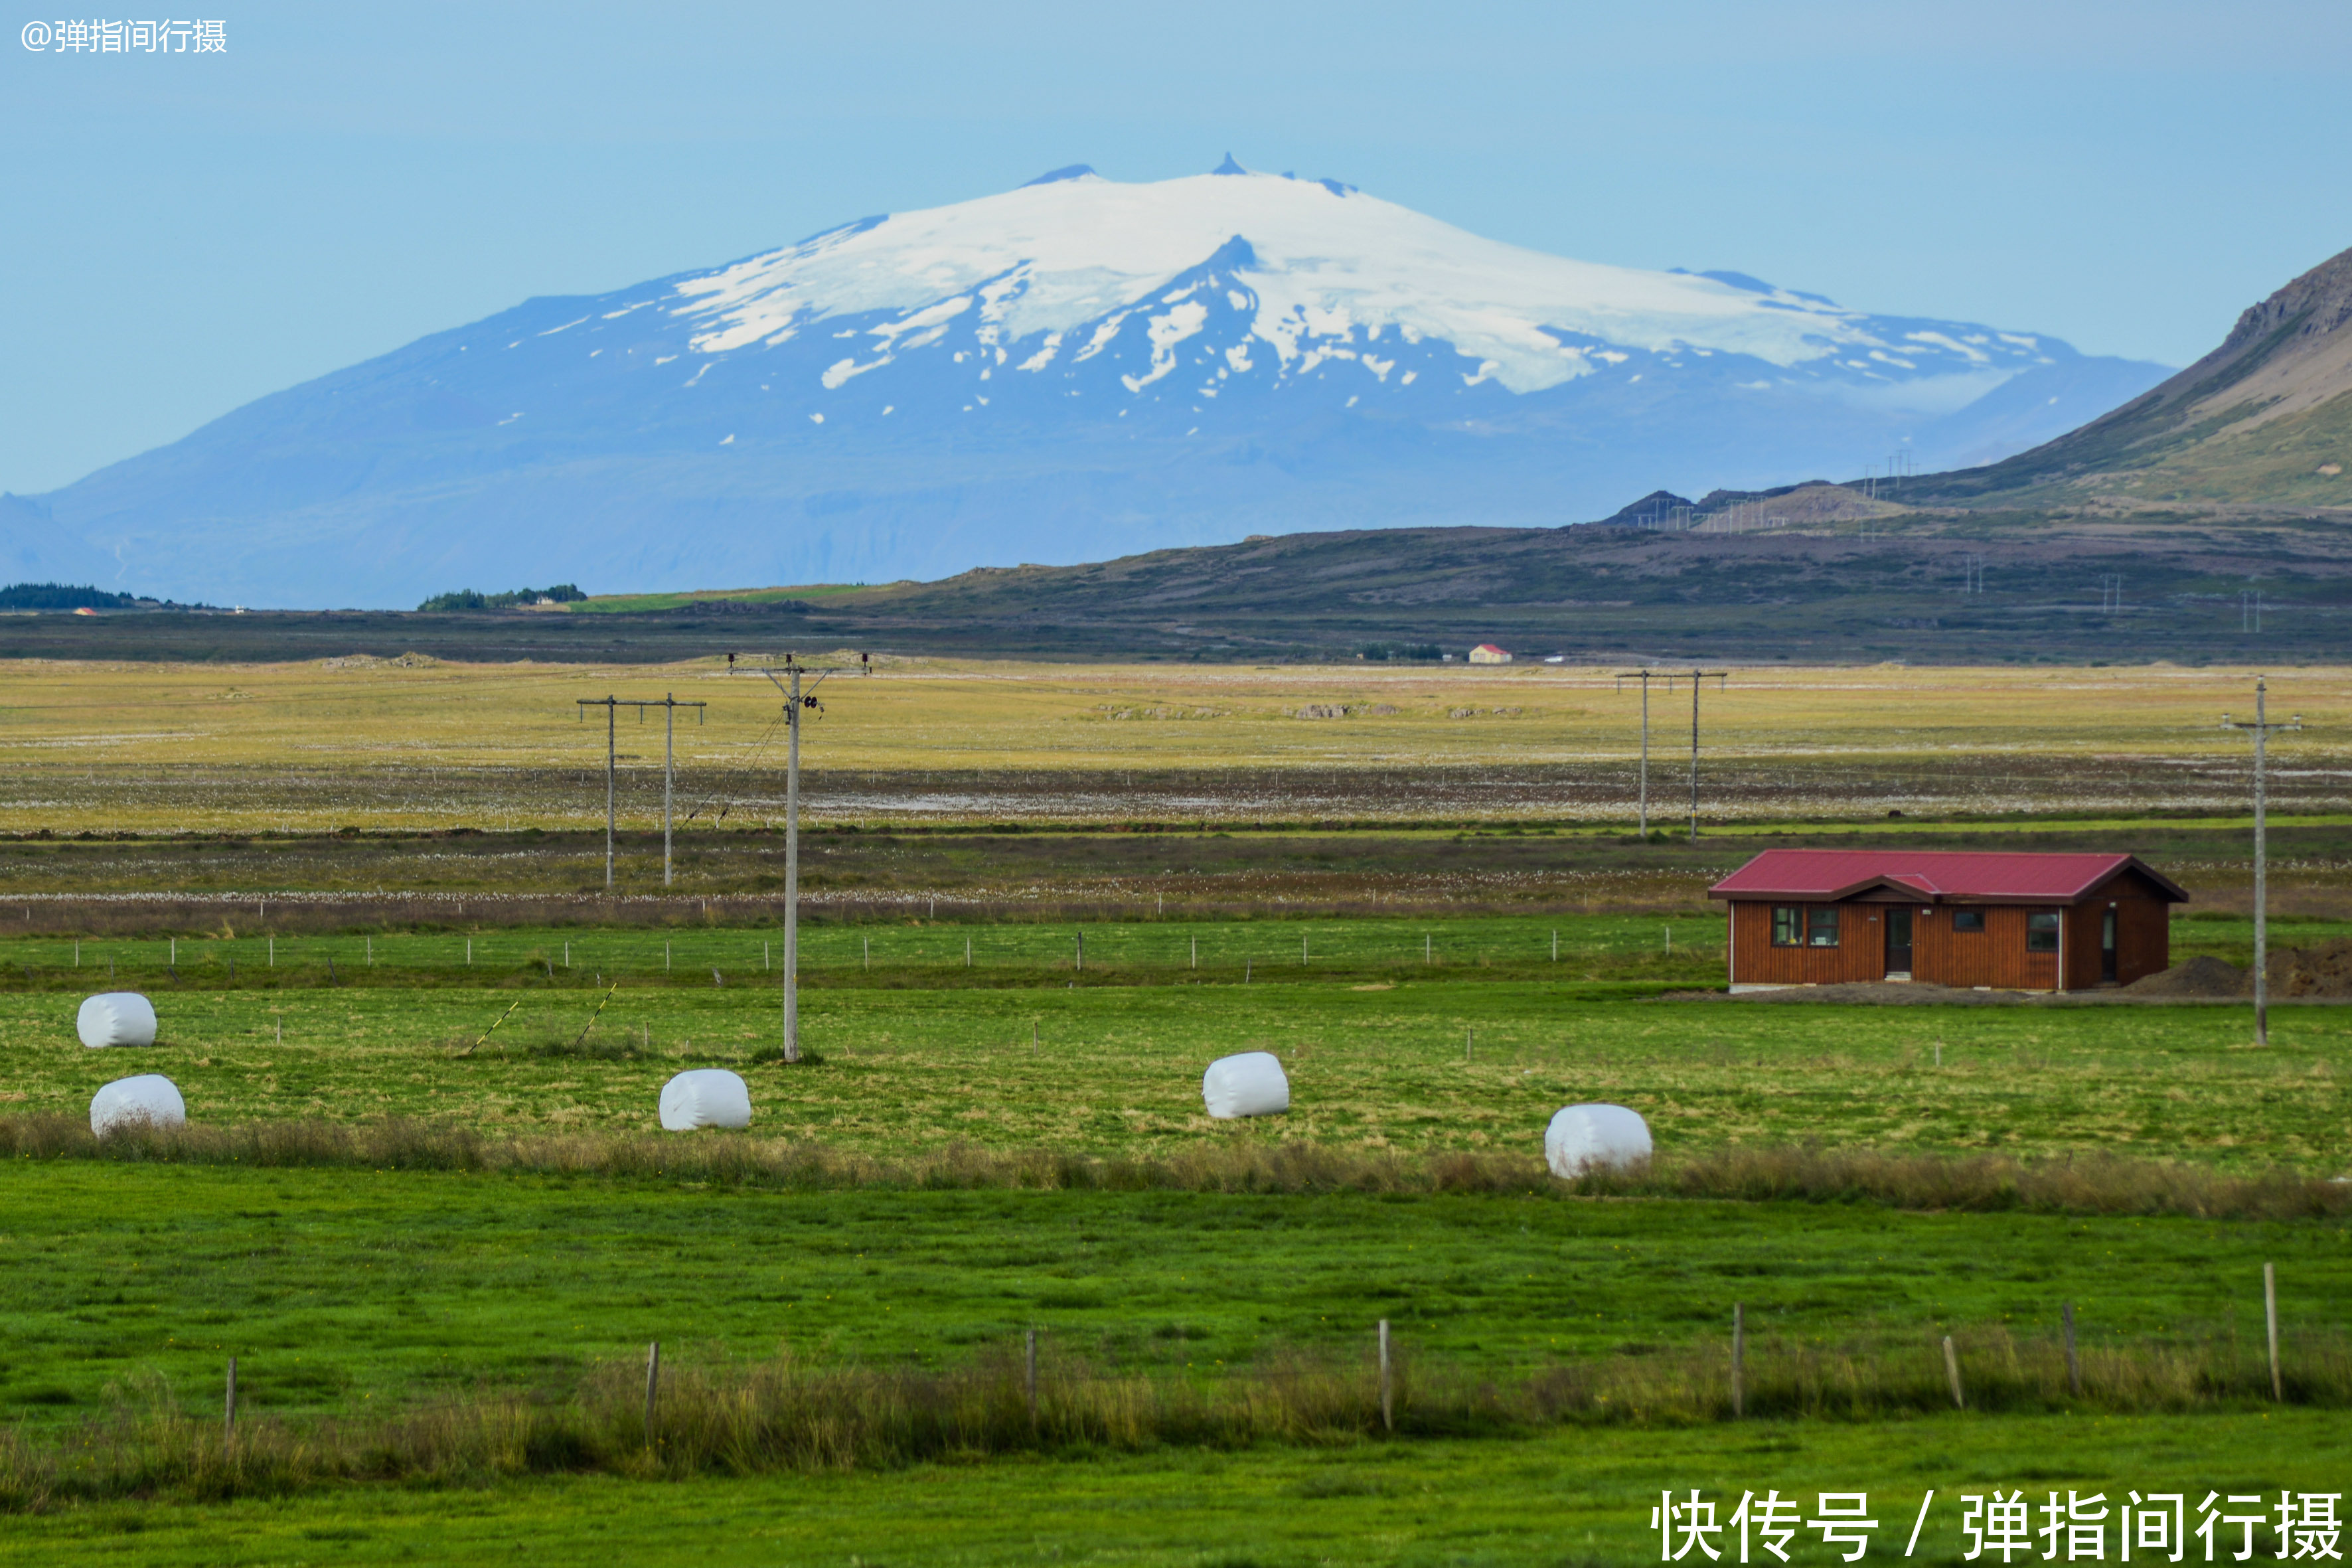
[{"x1": 0, "y1": 914, "x2": 1726, "y2": 987}]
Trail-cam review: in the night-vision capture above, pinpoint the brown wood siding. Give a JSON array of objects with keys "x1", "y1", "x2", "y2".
[
  {"x1": 2122, "y1": 898, "x2": 2169, "y2": 982},
  {"x1": 2064, "y1": 901, "x2": 2104, "y2": 991},
  {"x1": 1729, "y1": 900, "x2": 1887, "y2": 985},
  {"x1": 1723, "y1": 864, "x2": 2179, "y2": 991},
  {"x1": 2063, "y1": 872, "x2": 2175, "y2": 987},
  {"x1": 1737, "y1": 902, "x2": 2059, "y2": 988},
  {"x1": 1913, "y1": 905, "x2": 1968, "y2": 986},
  {"x1": 1911, "y1": 905, "x2": 2053, "y2": 989},
  {"x1": 1987, "y1": 905, "x2": 2059, "y2": 990}
]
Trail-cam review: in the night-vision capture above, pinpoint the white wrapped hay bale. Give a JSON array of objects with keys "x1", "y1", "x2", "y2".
[
  {"x1": 1202, "y1": 1051, "x2": 1289, "y2": 1119},
  {"x1": 90, "y1": 1074, "x2": 186, "y2": 1137},
  {"x1": 659, "y1": 1068, "x2": 752, "y2": 1131},
  {"x1": 1545, "y1": 1103, "x2": 1652, "y2": 1178},
  {"x1": 77, "y1": 992, "x2": 157, "y2": 1049}
]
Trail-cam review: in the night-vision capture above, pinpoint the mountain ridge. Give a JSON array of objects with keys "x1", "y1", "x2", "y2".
[
  {"x1": 1895, "y1": 242, "x2": 2352, "y2": 512},
  {"x1": 5, "y1": 162, "x2": 2172, "y2": 607}
]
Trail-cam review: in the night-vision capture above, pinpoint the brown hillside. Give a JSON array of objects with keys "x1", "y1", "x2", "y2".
[{"x1": 1913, "y1": 244, "x2": 2352, "y2": 512}]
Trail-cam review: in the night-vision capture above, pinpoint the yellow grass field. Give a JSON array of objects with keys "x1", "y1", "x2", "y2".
[{"x1": 1, "y1": 654, "x2": 2345, "y2": 832}]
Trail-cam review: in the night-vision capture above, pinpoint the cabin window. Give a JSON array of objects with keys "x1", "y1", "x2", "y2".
[
  {"x1": 1952, "y1": 909, "x2": 1986, "y2": 933},
  {"x1": 1807, "y1": 906, "x2": 1840, "y2": 947},
  {"x1": 2026, "y1": 910, "x2": 2060, "y2": 952},
  {"x1": 1770, "y1": 906, "x2": 1802, "y2": 946}
]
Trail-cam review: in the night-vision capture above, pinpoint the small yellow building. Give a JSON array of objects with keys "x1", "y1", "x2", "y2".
[{"x1": 1468, "y1": 643, "x2": 1512, "y2": 665}]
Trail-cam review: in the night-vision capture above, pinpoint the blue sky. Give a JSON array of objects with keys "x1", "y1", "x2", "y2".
[{"x1": 4, "y1": 0, "x2": 2349, "y2": 496}]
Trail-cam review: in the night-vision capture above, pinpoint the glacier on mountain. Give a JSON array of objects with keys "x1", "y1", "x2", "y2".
[
  {"x1": 669, "y1": 170, "x2": 1999, "y2": 392},
  {"x1": 5, "y1": 162, "x2": 2171, "y2": 607}
]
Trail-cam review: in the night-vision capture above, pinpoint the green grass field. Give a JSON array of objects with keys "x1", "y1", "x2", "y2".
[
  {"x1": 1, "y1": 911, "x2": 1733, "y2": 988},
  {"x1": 6, "y1": 915, "x2": 2350, "y2": 1559},
  {"x1": 5, "y1": 651, "x2": 2347, "y2": 1560},
  {"x1": 4, "y1": 1161, "x2": 2346, "y2": 1428},
  {"x1": 7, "y1": 957, "x2": 2352, "y2": 1164},
  {"x1": 9, "y1": 909, "x2": 2345, "y2": 984},
  {"x1": 8, "y1": 1414, "x2": 2352, "y2": 1568}
]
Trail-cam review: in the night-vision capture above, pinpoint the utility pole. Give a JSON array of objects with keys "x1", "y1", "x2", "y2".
[
  {"x1": 2223, "y1": 677, "x2": 2302, "y2": 1047},
  {"x1": 583, "y1": 694, "x2": 617, "y2": 888},
  {"x1": 577, "y1": 694, "x2": 708, "y2": 888},
  {"x1": 655, "y1": 692, "x2": 703, "y2": 887},
  {"x1": 2242, "y1": 589, "x2": 2262, "y2": 635},
  {"x1": 1670, "y1": 669, "x2": 1729, "y2": 846},
  {"x1": 1614, "y1": 669, "x2": 1663, "y2": 837},
  {"x1": 2098, "y1": 574, "x2": 2122, "y2": 615},
  {"x1": 753, "y1": 653, "x2": 871, "y2": 1061}
]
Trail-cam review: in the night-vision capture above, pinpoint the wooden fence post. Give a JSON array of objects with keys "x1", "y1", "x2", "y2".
[
  {"x1": 2063, "y1": 1302, "x2": 2080, "y2": 1397},
  {"x1": 224, "y1": 1355, "x2": 237, "y2": 1437},
  {"x1": 1377, "y1": 1319, "x2": 1393, "y2": 1433},
  {"x1": 645, "y1": 1340, "x2": 661, "y2": 1439},
  {"x1": 1942, "y1": 1336, "x2": 1964, "y2": 1410},
  {"x1": 1732, "y1": 1303, "x2": 1745, "y2": 1418},
  {"x1": 2266, "y1": 1263, "x2": 2282, "y2": 1402}
]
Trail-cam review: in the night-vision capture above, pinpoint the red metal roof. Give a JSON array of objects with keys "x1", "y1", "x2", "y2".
[{"x1": 1708, "y1": 849, "x2": 2188, "y2": 904}]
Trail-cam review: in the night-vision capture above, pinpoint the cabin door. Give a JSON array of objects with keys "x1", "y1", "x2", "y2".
[
  {"x1": 2101, "y1": 909, "x2": 2118, "y2": 983},
  {"x1": 1885, "y1": 909, "x2": 1913, "y2": 978}
]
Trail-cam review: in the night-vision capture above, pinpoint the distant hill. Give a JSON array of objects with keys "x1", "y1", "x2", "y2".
[
  {"x1": 10, "y1": 505, "x2": 2350, "y2": 665},
  {"x1": 3, "y1": 161, "x2": 2168, "y2": 609},
  {"x1": 1903, "y1": 243, "x2": 2352, "y2": 513},
  {"x1": 9, "y1": 242, "x2": 2347, "y2": 665}
]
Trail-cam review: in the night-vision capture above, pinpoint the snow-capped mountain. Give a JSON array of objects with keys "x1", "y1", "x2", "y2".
[{"x1": 5, "y1": 159, "x2": 2170, "y2": 607}]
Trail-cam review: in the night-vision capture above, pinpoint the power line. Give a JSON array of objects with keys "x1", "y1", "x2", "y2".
[
  {"x1": 575, "y1": 694, "x2": 708, "y2": 888},
  {"x1": 1669, "y1": 669, "x2": 1729, "y2": 845},
  {"x1": 1614, "y1": 669, "x2": 1664, "y2": 837}
]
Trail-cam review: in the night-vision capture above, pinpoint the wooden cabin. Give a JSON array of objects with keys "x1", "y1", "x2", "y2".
[{"x1": 1708, "y1": 850, "x2": 2187, "y2": 992}]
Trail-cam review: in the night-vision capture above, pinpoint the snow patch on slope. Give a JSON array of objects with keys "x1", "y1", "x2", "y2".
[{"x1": 666, "y1": 171, "x2": 1936, "y2": 396}]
